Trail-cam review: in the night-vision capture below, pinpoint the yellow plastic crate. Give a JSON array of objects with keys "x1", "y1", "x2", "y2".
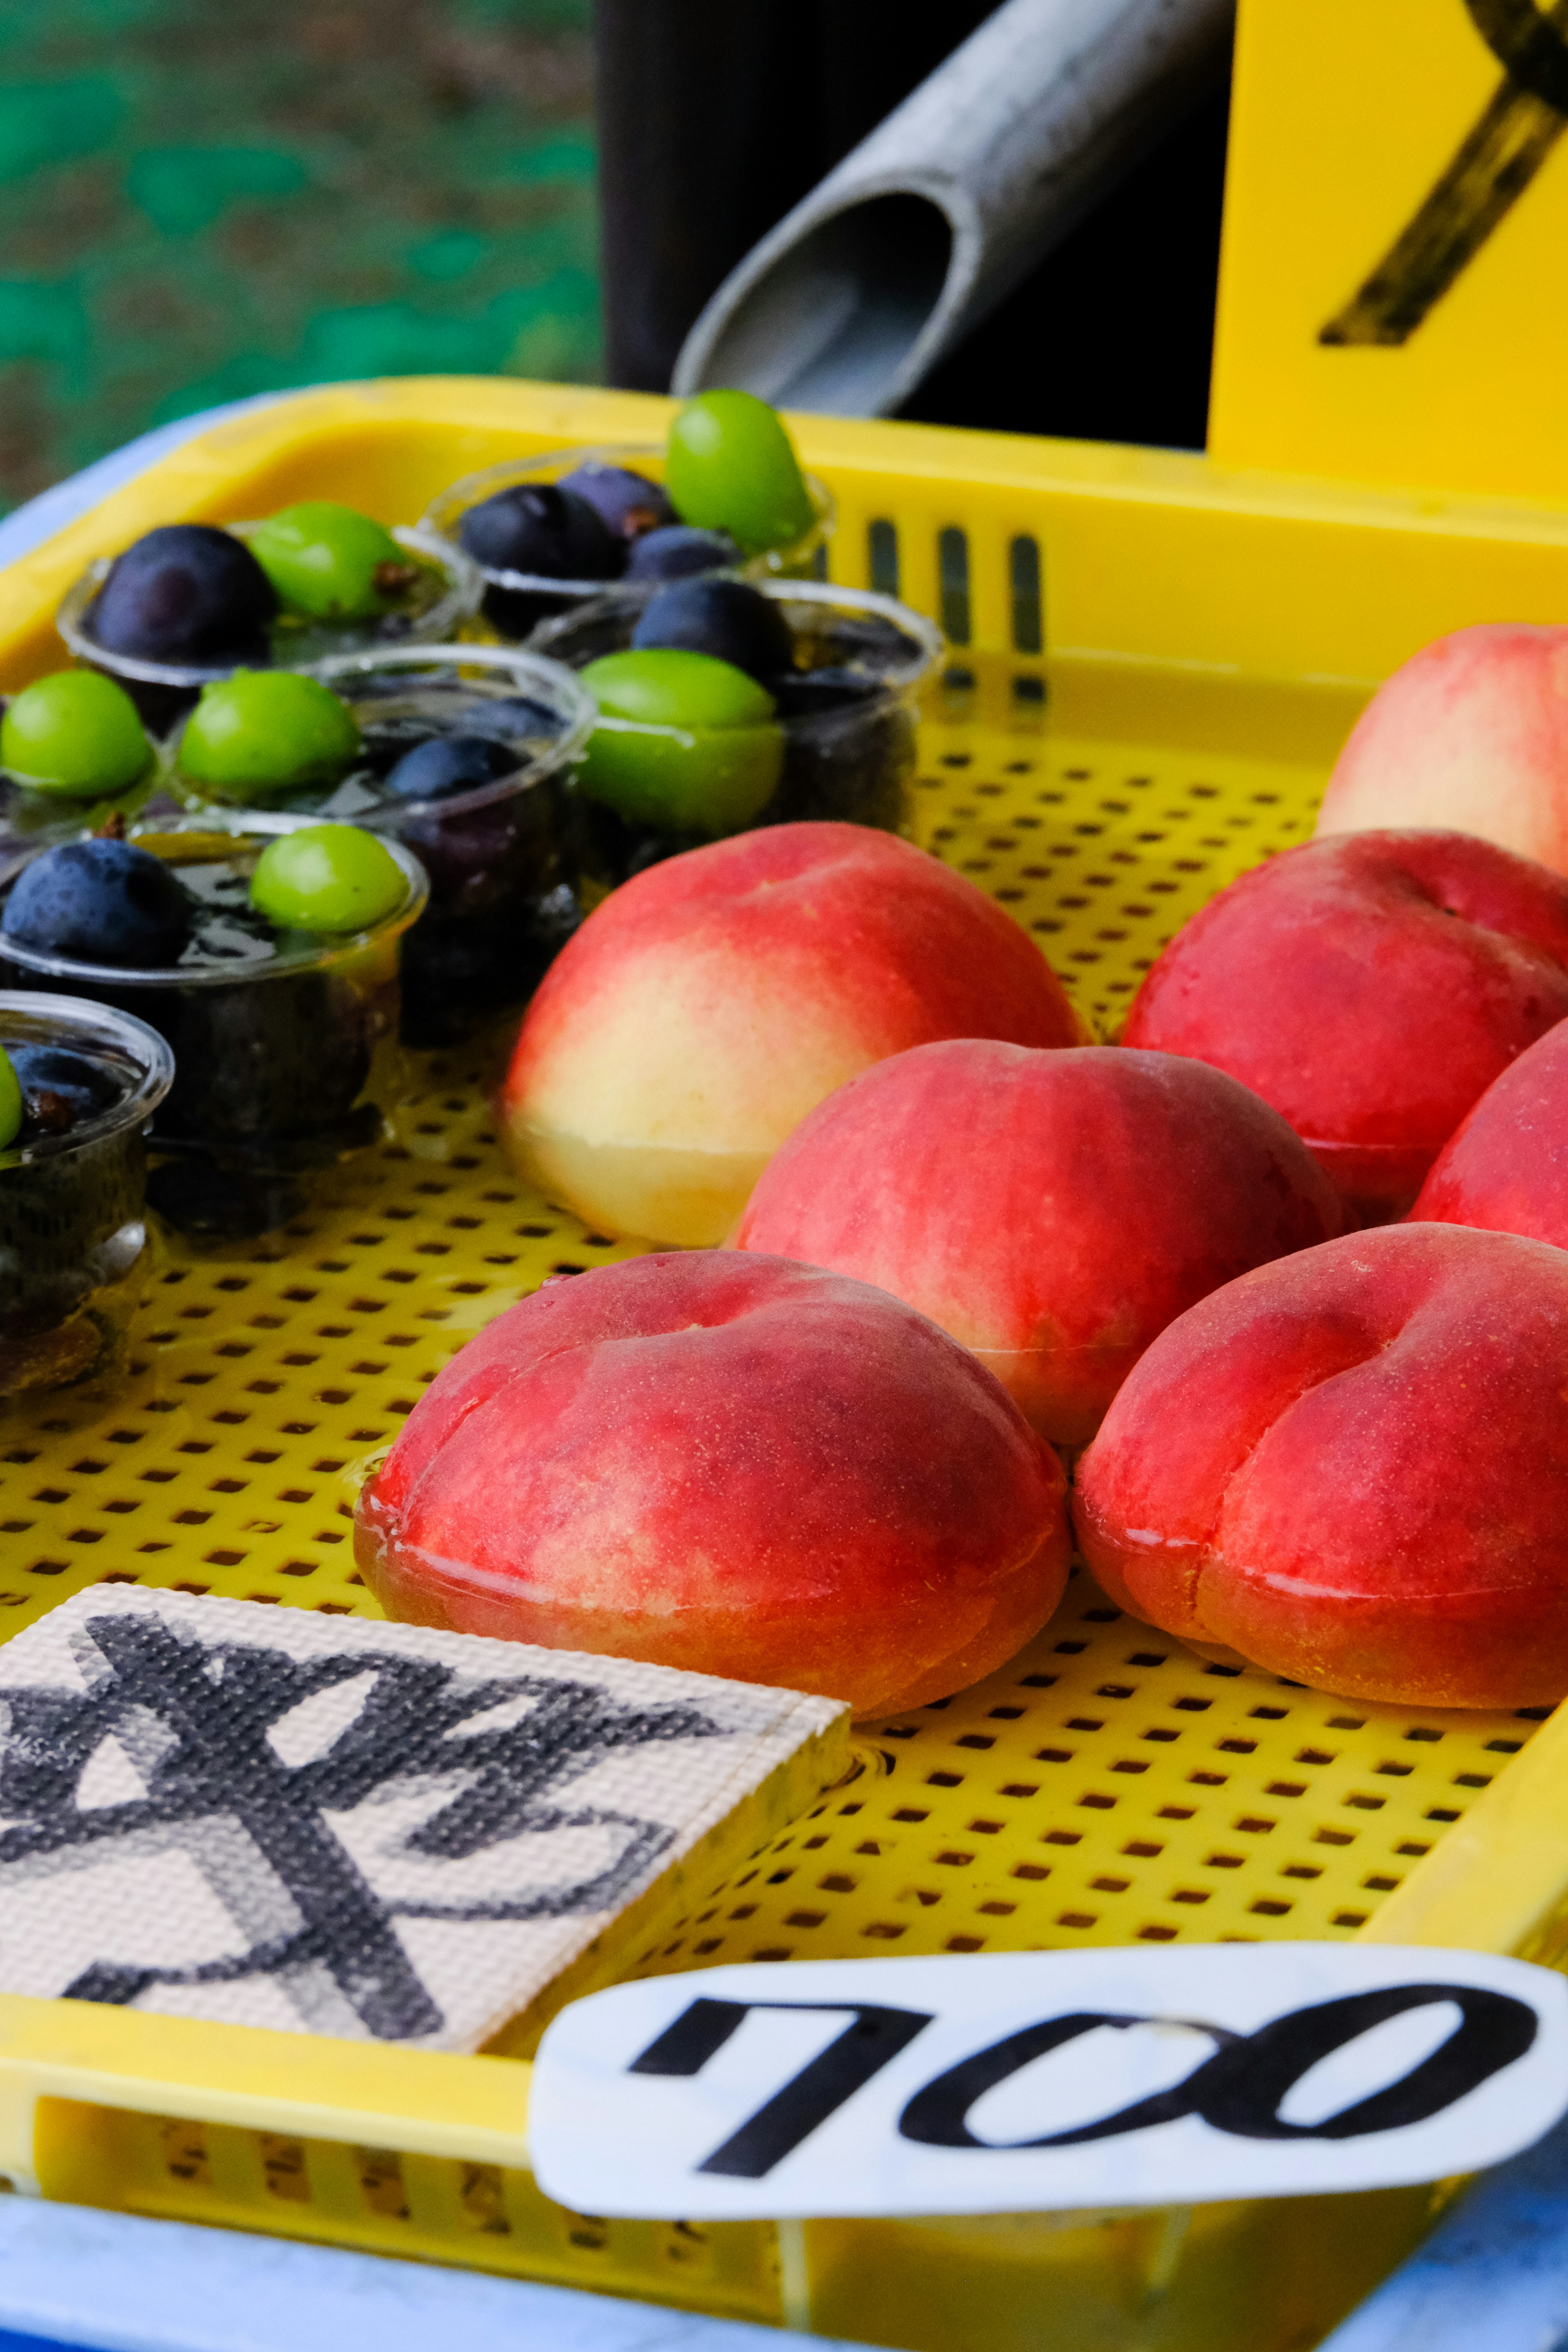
[{"x1": 5, "y1": 378, "x2": 1568, "y2": 2352}]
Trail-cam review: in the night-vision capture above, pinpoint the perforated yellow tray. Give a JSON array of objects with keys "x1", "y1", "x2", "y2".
[{"x1": 6, "y1": 380, "x2": 1568, "y2": 2352}]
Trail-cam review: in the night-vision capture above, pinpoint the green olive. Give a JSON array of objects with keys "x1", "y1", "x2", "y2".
[
  {"x1": 579, "y1": 648, "x2": 784, "y2": 835},
  {"x1": 1, "y1": 671, "x2": 151, "y2": 798},
  {"x1": 247, "y1": 503, "x2": 413, "y2": 622},
  {"x1": 0, "y1": 1048, "x2": 20, "y2": 1149},
  {"x1": 179, "y1": 671, "x2": 361, "y2": 804},
  {"x1": 664, "y1": 391, "x2": 815, "y2": 557},
  {"x1": 249, "y1": 823, "x2": 409, "y2": 933}
]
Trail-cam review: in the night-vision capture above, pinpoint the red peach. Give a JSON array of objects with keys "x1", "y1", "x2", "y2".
[
  {"x1": 1316, "y1": 624, "x2": 1568, "y2": 873},
  {"x1": 1122, "y1": 829, "x2": 1568, "y2": 1215},
  {"x1": 735, "y1": 1041, "x2": 1343, "y2": 1446},
  {"x1": 1410, "y1": 1017, "x2": 1568, "y2": 1244},
  {"x1": 1074, "y1": 1222, "x2": 1568, "y2": 1708},
  {"x1": 499, "y1": 822, "x2": 1082, "y2": 1246},
  {"x1": 355, "y1": 1250, "x2": 1070, "y2": 1716}
]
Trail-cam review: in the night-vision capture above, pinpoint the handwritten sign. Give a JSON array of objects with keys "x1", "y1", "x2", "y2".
[
  {"x1": 1210, "y1": 0, "x2": 1568, "y2": 499},
  {"x1": 530, "y1": 1946, "x2": 1568, "y2": 2220},
  {"x1": 0, "y1": 1588, "x2": 845, "y2": 2054}
]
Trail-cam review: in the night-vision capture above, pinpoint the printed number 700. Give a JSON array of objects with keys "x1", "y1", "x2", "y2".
[{"x1": 629, "y1": 1983, "x2": 1537, "y2": 2180}]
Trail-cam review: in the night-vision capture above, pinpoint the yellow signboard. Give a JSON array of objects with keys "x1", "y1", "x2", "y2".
[{"x1": 1209, "y1": 0, "x2": 1568, "y2": 500}]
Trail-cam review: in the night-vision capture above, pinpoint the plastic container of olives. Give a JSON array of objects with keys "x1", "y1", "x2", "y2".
[
  {"x1": 0, "y1": 670, "x2": 162, "y2": 879},
  {"x1": 0, "y1": 816, "x2": 428, "y2": 1243},
  {"x1": 419, "y1": 444, "x2": 836, "y2": 643},
  {"x1": 56, "y1": 523, "x2": 483, "y2": 734},
  {"x1": 530, "y1": 578, "x2": 943, "y2": 894},
  {"x1": 0, "y1": 989, "x2": 173, "y2": 1403},
  {"x1": 163, "y1": 644, "x2": 596, "y2": 1049}
]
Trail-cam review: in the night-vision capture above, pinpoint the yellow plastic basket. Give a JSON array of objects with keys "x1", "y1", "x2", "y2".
[{"x1": 5, "y1": 377, "x2": 1568, "y2": 2352}]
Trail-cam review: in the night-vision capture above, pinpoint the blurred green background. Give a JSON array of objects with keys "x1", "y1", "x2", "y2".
[{"x1": 0, "y1": 0, "x2": 599, "y2": 514}]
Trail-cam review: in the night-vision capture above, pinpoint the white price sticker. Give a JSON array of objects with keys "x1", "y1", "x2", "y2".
[{"x1": 529, "y1": 1946, "x2": 1568, "y2": 2220}]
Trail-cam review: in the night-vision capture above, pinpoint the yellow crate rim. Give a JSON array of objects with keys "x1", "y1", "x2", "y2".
[{"x1": 1, "y1": 381, "x2": 1568, "y2": 2352}]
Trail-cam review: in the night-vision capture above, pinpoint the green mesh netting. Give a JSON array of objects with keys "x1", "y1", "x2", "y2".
[{"x1": 0, "y1": 0, "x2": 599, "y2": 512}]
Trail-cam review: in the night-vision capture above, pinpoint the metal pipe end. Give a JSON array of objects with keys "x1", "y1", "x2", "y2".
[{"x1": 672, "y1": 185, "x2": 971, "y2": 418}]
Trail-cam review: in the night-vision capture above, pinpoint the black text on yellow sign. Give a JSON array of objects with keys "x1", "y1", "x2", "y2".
[{"x1": 1209, "y1": 0, "x2": 1568, "y2": 498}]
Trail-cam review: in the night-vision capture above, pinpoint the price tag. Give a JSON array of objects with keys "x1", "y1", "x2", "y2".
[{"x1": 529, "y1": 1945, "x2": 1568, "y2": 2220}]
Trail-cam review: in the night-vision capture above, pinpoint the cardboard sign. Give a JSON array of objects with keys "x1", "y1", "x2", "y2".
[
  {"x1": 1209, "y1": 0, "x2": 1568, "y2": 501},
  {"x1": 530, "y1": 1946, "x2": 1568, "y2": 2220}
]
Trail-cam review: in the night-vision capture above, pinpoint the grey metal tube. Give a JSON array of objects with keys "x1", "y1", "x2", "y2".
[{"x1": 672, "y1": 0, "x2": 1235, "y2": 418}]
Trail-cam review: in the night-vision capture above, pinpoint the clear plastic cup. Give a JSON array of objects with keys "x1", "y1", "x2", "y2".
[
  {"x1": 161, "y1": 644, "x2": 595, "y2": 1048},
  {"x1": 0, "y1": 742, "x2": 161, "y2": 886},
  {"x1": 529, "y1": 578, "x2": 944, "y2": 896},
  {"x1": 55, "y1": 523, "x2": 483, "y2": 735},
  {"x1": 0, "y1": 990, "x2": 173, "y2": 1402},
  {"x1": 419, "y1": 443, "x2": 836, "y2": 644},
  {"x1": 0, "y1": 815, "x2": 428, "y2": 1242}
]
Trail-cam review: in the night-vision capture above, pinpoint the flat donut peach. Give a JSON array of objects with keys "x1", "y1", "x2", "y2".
[
  {"x1": 1316, "y1": 624, "x2": 1568, "y2": 874},
  {"x1": 357, "y1": 1250, "x2": 1071, "y2": 1717},
  {"x1": 1073, "y1": 1222, "x2": 1568, "y2": 1708},
  {"x1": 499, "y1": 821, "x2": 1083, "y2": 1246},
  {"x1": 1123, "y1": 829, "x2": 1568, "y2": 1216},
  {"x1": 1410, "y1": 1018, "x2": 1568, "y2": 1246},
  {"x1": 736, "y1": 1040, "x2": 1342, "y2": 1446}
]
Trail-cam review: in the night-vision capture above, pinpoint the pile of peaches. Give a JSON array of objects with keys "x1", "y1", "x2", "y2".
[{"x1": 355, "y1": 622, "x2": 1568, "y2": 1722}]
